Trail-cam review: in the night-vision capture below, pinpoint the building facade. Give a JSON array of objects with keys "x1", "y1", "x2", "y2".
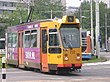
[
  {"x1": 0, "y1": 0, "x2": 66, "y2": 15},
  {"x1": 0, "y1": 0, "x2": 21, "y2": 15}
]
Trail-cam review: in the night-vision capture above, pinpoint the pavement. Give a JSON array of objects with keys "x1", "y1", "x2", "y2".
[
  {"x1": 99, "y1": 52, "x2": 110, "y2": 60},
  {"x1": 83, "y1": 52, "x2": 110, "y2": 66},
  {"x1": 83, "y1": 60, "x2": 110, "y2": 66}
]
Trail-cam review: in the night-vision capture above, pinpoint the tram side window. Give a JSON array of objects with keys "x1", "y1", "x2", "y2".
[
  {"x1": 24, "y1": 31, "x2": 30, "y2": 48},
  {"x1": 42, "y1": 30, "x2": 47, "y2": 53},
  {"x1": 31, "y1": 30, "x2": 37, "y2": 47},
  {"x1": 49, "y1": 33, "x2": 61, "y2": 54},
  {"x1": 0, "y1": 41, "x2": 5, "y2": 49},
  {"x1": 12, "y1": 33, "x2": 17, "y2": 47},
  {"x1": 82, "y1": 32, "x2": 86, "y2": 38},
  {"x1": 49, "y1": 34, "x2": 59, "y2": 46},
  {"x1": 8, "y1": 33, "x2": 12, "y2": 47}
]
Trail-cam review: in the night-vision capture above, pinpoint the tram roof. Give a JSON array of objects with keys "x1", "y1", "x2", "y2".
[{"x1": 7, "y1": 16, "x2": 80, "y2": 29}]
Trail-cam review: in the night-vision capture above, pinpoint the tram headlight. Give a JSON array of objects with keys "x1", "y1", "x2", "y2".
[
  {"x1": 76, "y1": 56, "x2": 80, "y2": 60},
  {"x1": 64, "y1": 57, "x2": 69, "y2": 61},
  {"x1": 64, "y1": 54, "x2": 69, "y2": 61},
  {"x1": 76, "y1": 53, "x2": 80, "y2": 60}
]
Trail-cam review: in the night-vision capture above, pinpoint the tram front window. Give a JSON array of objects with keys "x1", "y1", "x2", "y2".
[{"x1": 60, "y1": 24, "x2": 80, "y2": 48}]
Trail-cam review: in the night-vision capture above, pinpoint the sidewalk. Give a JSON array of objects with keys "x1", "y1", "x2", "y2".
[
  {"x1": 99, "y1": 52, "x2": 110, "y2": 60},
  {"x1": 83, "y1": 60, "x2": 110, "y2": 66},
  {"x1": 83, "y1": 52, "x2": 110, "y2": 66}
]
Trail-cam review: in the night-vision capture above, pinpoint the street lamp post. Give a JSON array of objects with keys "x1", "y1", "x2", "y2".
[
  {"x1": 90, "y1": 0, "x2": 94, "y2": 55},
  {"x1": 79, "y1": 0, "x2": 82, "y2": 30},
  {"x1": 51, "y1": 10, "x2": 53, "y2": 19},
  {"x1": 21, "y1": 0, "x2": 34, "y2": 15},
  {"x1": 105, "y1": 4, "x2": 108, "y2": 51},
  {"x1": 105, "y1": 13, "x2": 108, "y2": 51},
  {"x1": 95, "y1": 0, "x2": 100, "y2": 58},
  {"x1": 27, "y1": 0, "x2": 30, "y2": 15}
]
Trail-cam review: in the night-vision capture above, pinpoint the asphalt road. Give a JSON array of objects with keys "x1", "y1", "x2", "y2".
[{"x1": 0, "y1": 52, "x2": 110, "y2": 82}]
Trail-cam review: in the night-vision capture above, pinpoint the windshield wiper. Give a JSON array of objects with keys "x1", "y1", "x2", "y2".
[
  {"x1": 63, "y1": 37, "x2": 73, "y2": 48},
  {"x1": 63, "y1": 37, "x2": 68, "y2": 48},
  {"x1": 63, "y1": 37, "x2": 66, "y2": 43},
  {"x1": 68, "y1": 42, "x2": 73, "y2": 49}
]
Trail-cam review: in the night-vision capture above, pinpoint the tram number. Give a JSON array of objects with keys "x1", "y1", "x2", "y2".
[{"x1": 25, "y1": 52, "x2": 35, "y2": 59}]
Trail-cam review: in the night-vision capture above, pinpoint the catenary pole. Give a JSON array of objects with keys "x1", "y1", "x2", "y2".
[
  {"x1": 95, "y1": 0, "x2": 100, "y2": 58},
  {"x1": 90, "y1": 0, "x2": 94, "y2": 55},
  {"x1": 105, "y1": 13, "x2": 108, "y2": 51}
]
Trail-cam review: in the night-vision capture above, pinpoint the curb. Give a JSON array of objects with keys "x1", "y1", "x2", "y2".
[{"x1": 83, "y1": 60, "x2": 110, "y2": 66}]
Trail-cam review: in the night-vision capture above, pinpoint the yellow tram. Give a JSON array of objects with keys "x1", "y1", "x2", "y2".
[{"x1": 6, "y1": 16, "x2": 82, "y2": 73}]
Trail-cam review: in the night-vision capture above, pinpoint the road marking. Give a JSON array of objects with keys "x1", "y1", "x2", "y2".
[
  {"x1": 71, "y1": 78, "x2": 88, "y2": 81},
  {"x1": 83, "y1": 60, "x2": 110, "y2": 66},
  {"x1": 83, "y1": 66, "x2": 110, "y2": 70},
  {"x1": 7, "y1": 71, "x2": 30, "y2": 74},
  {"x1": 8, "y1": 79, "x2": 88, "y2": 82},
  {"x1": 6, "y1": 68, "x2": 19, "y2": 70},
  {"x1": 49, "y1": 78, "x2": 62, "y2": 80}
]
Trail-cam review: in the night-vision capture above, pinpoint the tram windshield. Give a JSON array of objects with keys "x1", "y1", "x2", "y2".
[{"x1": 60, "y1": 24, "x2": 80, "y2": 48}]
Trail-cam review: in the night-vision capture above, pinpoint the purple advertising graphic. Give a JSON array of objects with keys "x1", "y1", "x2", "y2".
[
  {"x1": 16, "y1": 22, "x2": 40, "y2": 31},
  {"x1": 14, "y1": 48, "x2": 18, "y2": 60},
  {"x1": 7, "y1": 48, "x2": 14, "y2": 59},
  {"x1": 24, "y1": 48, "x2": 40, "y2": 63},
  {"x1": 7, "y1": 48, "x2": 18, "y2": 60}
]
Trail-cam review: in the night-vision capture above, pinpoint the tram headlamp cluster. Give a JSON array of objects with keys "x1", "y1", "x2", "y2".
[
  {"x1": 64, "y1": 54, "x2": 69, "y2": 61},
  {"x1": 64, "y1": 57, "x2": 69, "y2": 61},
  {"x1": 76, "y1": 53, "x2": 81, "y2": 60},
  {"x1": 76, "y1": 56, "x2": 80, "y2": 60},
  {"x1": 63, "y1": 48, "x2": 69, "y2": 51}
]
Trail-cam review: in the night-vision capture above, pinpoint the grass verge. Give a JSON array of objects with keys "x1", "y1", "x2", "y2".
[
  {"x1": 83, "y1": 56, "x2": 107, "y2": 63},
  {"x1": 0, "y1": 55, "x2": 3, "y2": 69},
  {"x1": 0, "y1": 58, "x2": 2, "y2": 68}
]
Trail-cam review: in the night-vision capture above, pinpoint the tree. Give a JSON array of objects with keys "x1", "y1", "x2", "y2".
[
  {"x1": 0, "y1": 0, "x2": 65, "y2": 38},
  {"x1": 75, "y1": 0, "x2": 109, "y2": 45},
  {"x1": 33, "y1": 0, "x2": 65, "y2": 19}
]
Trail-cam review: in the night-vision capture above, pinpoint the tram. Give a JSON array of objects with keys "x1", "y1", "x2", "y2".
[
  {"x1": 81, "y1": 30, "x2": 92, "y2": 60},
  {"x1": 6, "y1": 16, "x2": 82, "y2": 73}
]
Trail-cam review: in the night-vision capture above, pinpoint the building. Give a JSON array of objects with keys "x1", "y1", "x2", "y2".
[
  {"x1": 0, "y1": 0, "x2": 21, "y2": 15},
  {"x1": 0, "y1": 0, "x2": 66, "y2": 15}
]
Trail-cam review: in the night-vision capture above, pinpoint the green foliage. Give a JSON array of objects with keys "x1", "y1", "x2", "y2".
[
  {"x1": 0, "y1": 0, "x2": 65, "y2": 38},
  {"x1": 33, "y1": 0, "x2": 64, "y2": 19},
  {"x1": 0, "y1": 58, "x2": 1, "y2": 69},
  {"x1": 75, "y1": 0, "x2": 109, "y2": 45},
  {"x1": 0, "y1": 26, "x2": 7, "y2": 38},
  {"x1": 83, "y1": 56, "x2": 107, "y2": 63}
]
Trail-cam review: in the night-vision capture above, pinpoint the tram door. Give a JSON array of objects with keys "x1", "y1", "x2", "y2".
[
  {"x1": 18, "y1": 31, "x2": 24, "y2": 68},
  {"x1": 41, "y1": 28, "x2": 49, "y2": 72}
]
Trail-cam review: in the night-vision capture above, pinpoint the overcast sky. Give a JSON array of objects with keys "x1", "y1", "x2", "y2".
[{"x1": 66, "y1": 0, "x2": 83, "y2": 7}]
